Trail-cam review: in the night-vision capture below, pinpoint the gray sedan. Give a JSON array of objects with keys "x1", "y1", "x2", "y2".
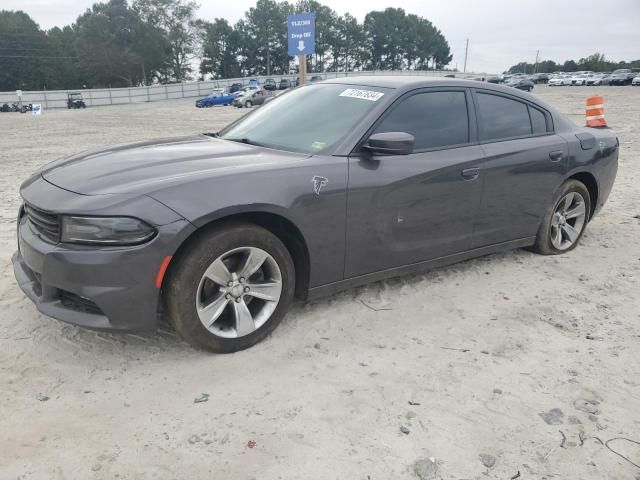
[
  {"x1": 232, "y1": 89, "x2": 268, "y2": 108},
  {"x1": 13, "y1": 76, "x2": 619, "y2": 352}
]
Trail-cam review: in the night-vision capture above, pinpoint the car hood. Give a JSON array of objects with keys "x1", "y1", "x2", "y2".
[{"x1": 40, "y1": 135, "x2": 307, "y2": 196}]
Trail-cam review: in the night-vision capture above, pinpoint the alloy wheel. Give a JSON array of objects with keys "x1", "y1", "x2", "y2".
[
  {"x1": 195, "y1": 247, "x2": 282, "y2": 338},
  {"x1": 550, "y1": 192, "x2": 587, "y2": 250}
]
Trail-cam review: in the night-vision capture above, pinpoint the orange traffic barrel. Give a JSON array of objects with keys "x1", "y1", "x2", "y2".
[{"x1": 585, "y1": 95, "x2": 607, "y2": 128}]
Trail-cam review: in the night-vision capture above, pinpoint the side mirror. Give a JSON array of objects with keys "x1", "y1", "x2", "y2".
[{"x1": 364, "y1": 132, "x2": 415, "y2": 156}]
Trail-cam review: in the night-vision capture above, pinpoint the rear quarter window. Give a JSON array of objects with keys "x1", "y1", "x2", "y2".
[{"x1": 529, "y1": 106, "x2": 548, "y2": 134}]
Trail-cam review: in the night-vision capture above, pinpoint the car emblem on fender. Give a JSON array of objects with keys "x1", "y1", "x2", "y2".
[{"x1": 312, "y1": 176, "x2": 328, "y2": 195}]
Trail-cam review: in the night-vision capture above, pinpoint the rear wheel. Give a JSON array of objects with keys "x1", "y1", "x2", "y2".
[
  {"x1": 531, "y1": 180, "x2": 590, "y2": 255},
  {"x1": 164, "y1": 223, "x2": 295, "y2": 353},
  {"x1": 245, "y1": 100, "x2": 253, "y2": 108}
]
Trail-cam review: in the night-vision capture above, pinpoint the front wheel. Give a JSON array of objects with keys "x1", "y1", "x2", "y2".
[
  {"x1": 531, "y1": 180, "x2": 590, "y2": 255},
  {"x1": 245, "y1": 100, "x2": 253, "y2": 108},
  {"x1": 164, "y1": 223, "x2": 295, "y2": 353}
]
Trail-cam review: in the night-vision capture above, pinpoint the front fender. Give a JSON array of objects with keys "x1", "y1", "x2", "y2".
[{"x1": 148, "y1": 155, "x2": 349, "y2": 287}]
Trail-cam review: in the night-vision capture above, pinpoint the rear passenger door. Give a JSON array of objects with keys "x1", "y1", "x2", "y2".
[
  {"x1": 345, "y1": 88, "x2": 485, "y2": 278},
  {"x1": 471, "y1": 90, "x2": 569, "y2": 248}
]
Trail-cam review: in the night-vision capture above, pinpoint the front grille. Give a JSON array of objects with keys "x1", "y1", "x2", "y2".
[{"x1": 25, "y1": 204, "x2": 60, "y2": 243}]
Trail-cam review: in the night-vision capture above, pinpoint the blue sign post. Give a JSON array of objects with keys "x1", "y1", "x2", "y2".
[{"x1": 287, "y1": 13, "x2": 315, "y2": 56}]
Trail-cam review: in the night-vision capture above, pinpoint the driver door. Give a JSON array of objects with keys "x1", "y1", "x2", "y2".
[{"x1": 345, "y1": 88, "x2": 485, "y2": 278}]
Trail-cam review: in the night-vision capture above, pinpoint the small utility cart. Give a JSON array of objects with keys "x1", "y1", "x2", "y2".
[{"x1": 67, "y1": 93, "x2": 86, "y2": 109}]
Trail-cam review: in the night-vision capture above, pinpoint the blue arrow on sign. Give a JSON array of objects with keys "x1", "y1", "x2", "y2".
[{"x1": 287, "y1": 13, "x2": 315, "y2": 56}]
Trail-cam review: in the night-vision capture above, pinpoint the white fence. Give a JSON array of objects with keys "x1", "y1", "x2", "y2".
[{"x1": 0, "y1": 70, "x2": 493, "y2": 109}]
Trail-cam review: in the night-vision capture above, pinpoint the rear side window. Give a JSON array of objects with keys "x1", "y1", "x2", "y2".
[
  {"x1": 529, "y1": 106, "x2": 547, "y2": 134},
  {"x1": 374, "y1": 91, "x2": 469, "y2": 150},
  {"x1": 476, "y1": 93, "x2": 531, "y2": 141}
]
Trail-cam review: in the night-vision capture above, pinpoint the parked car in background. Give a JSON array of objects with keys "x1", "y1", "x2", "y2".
[
  {"x1": 232, "y1": 89, "x2": 268, "y2": 108},
  {"x1": 586, "y1": 73, "x2": 611, "y2": 86},
  {"x1": 263, "y1": 78, "x2": 277, "y2": 91},
  {"x1": 549, "y1": 75, "x2": 571, "y2": 86},
  {"x1": 195, "y1": 89, "x2": 235, "y2": 108},
  {"x1": 632, "y1": 74, "x2": 640, "y2": 86},
  {"x1": 506, "y1": 77, "x2": 534, "y2": 91},
  {"x1": 570, "y1": 73, "x2": 589, "y2": 86},
  {"x1": 309, "y1": 75, "x2": 324, "y2": 82},
  {"x1": 12, "y1": 77, "x2": 619, "y2": 352},
  {"x1": 279, "y1": 78, "x2": 292, "y2": 90},
  {"x1": 530, "y1": 73, "x2": 549, "y2": 84},
  {"x1": 487, "y1": 76, "x2": 502, "y2": 84},
  {"x1": 609, "y1": 69, "x2": 635, "y2": 85},
  {"x1": 67, "y1": 93, "x2": 86, "y2": 109},
  {"x1": 229, "y1": 83, "x2": 243, "y2": 93}
]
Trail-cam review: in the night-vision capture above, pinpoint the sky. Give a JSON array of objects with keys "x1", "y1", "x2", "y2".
[{"x1": 3, "y1": 0, "x2": 640, "y2": 73}]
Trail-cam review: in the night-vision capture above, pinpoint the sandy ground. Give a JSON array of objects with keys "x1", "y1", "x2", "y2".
[{"x1": 0, "y1": 86, "x2": 639, "y2": 480}]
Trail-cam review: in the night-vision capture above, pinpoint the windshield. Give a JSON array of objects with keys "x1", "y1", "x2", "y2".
[
  {"x1": 613, "y1": 69, "x2": 630, "y2": 74},
  {"x1": 220, "y1": 83, "x2": 389, "y2": 154}
]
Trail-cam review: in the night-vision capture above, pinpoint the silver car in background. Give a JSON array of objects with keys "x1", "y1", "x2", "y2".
[{"x1": 233, "y1": 89, "x2": 268, "y2": 108}]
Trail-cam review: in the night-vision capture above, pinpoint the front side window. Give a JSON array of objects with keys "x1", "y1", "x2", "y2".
[
  {"x1": 477, "y1": 92, "x2": 532, "y2": 141},
  {"x1": 373, "y1": 91, "x2": 469, "y2": 151}
]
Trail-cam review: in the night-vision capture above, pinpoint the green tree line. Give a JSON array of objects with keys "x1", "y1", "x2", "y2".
[
  {"x1": 507, "y1": 53, "x2": 640, "y2": 74},
  {"x1": 0, "y1": 0, "x2": 452, "y2": 91}
]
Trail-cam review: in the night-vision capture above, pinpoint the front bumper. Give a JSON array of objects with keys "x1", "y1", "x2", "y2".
[{"x1": 13, "y1": 216, "x2": 192, "y2": 332}]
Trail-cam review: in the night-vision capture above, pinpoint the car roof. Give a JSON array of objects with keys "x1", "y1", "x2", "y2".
[
  {"x1": 318, "y1": 75, "x2": 523, "y2": 93},
  {"x1": 318, "y1": 74, "x2": 562, "y2": 118}
]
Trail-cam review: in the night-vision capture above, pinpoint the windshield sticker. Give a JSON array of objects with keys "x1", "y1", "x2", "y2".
[
  {"x1": 311, "y1": 141, "x2": 327, "y2": 150},
  {"x1": 339, "y1": 88, "x2": 384, "y2": 102}
]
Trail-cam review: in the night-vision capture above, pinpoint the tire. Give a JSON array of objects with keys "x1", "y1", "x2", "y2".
[
  {"x1": 164, "y1": 222, "x2": 295, "y2": 353},
  {"x1": 245, "y1": 100, "x2": 252, "y2": 108},
  {"x1": 531, "y1": 180, "x2": 591, "y2": 255}
]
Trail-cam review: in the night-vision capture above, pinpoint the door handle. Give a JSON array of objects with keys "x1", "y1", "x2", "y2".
[
  {"x1": 461, "y1": 167, "x2": 480, "y2": 181},
  {"x1": 549, "y1": 150, "x2": 564, "y2": 162}
]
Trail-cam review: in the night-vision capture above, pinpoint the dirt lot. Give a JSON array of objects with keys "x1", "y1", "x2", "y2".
[{"x1": 1, "y1": 86, "x2": 639, "y2": 480}]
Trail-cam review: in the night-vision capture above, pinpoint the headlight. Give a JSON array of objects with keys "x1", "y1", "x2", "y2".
[{"x1": 61, "y1": 216, "x2": 156, "y2": 245}]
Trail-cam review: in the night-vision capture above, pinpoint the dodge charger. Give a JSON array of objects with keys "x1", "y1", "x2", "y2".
[{"x1": 13, "y1": 77, "x2": 618, "y2": 352}]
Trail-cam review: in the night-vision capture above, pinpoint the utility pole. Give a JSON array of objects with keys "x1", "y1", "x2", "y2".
[
  {"x1": 534, "y1": 50, "x2": 540, "y2": 73},
  {"x1": 463, "y1": 38, "x2": 469, "y2": 73},
  {"x1": 267, "y1": 45, "x2": 271, "y2": 76}
]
